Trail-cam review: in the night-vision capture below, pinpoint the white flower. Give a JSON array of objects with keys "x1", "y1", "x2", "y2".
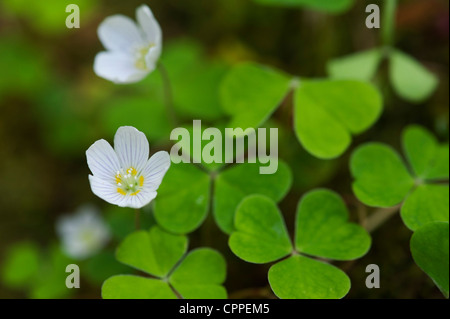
[
  {"x1": 86, "y1": 126, "x2": 171, "y2": 209},
  {"x1": 94, "y1": 5, "x2": 162, "y2": 84},
  {"x1": 56, "y1": 205, "x2": 111, "y2": 260}
]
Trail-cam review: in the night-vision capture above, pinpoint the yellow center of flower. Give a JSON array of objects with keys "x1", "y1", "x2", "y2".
[
  {"x1": 135, "y1": 44, "x2": 156, "y2": 71},
  {"x1": 115, "y1": 167, "x2": 144, "y2": 196}
]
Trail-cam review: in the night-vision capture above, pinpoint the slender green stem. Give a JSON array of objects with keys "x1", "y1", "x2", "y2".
[
  {"x1": 157, "y1": 63, "x2": 178, "y2": 127},
  {"x1": 382, "y1": 0, "x2": 398, "y2": 47},
  {"x1": 135, "y1": 208, "x2": 141, "y2": 230}
]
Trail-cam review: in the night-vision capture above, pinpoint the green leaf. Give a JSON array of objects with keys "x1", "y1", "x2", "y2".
[
  {"x1": 85, "y1": 251, "x2": 131, "y2": 285},
  {"x1": 116, "y1": 227, "x2": 188, "y2": 278},
  {"x1": 296, "y1": 189, "x2": 371, "y2": 260},
  {"x1": 295, "y1": 80, "x2": 382, "y2": 159},
  {"x1": 101, "y1": 96, "x2": 171, "y2": 143},
  {"x1": 170, "y1": 248, "x2": 227, "y2": 299},
  {"x1": 401, "y1": 184, "x2": 449, "y2": 231},
  {"x1": 229, "y1": 195, "x2": 292, "y2": 264},
  {"x1": 102, "y1": 275, "x2": 177, "y2": 299},
  {"x1": 214, "y1": 161, "x2": 292, "y2": 234},
  {"x1": 1, "y1": 242, "x2": 40, "y2": 288},
  {"x1": 30, "y1": 245, "x2": 74, "y2": 299},
  {"x1": 220, "y1": 62, "x2": 292, "y2": 132},
  {"x1": 162, "y1": 40, "x2": 228, "y2": 120},
  {"x1": 410, "y1": 222, "x2": 449, "y2": 298},
  {"x1": 327, "y1": 49, "x2": 383, "y2": 81},
  {"x1": 390, "y1": 50, "x2": 439, "y2": 103},
  {"x1": 154, "y1": 163, "x2": 211, "y2": 234},
  {"x1": 351, "y1": 143, "x2": 415, "y2": 207},
  {"x1": 253, "y1": 0, "x2": 354, "y2": 13},
  {"x1": 268, "y1": 255, "x2": 351, "y2": 299},
  {"x1": 403, "y1": 125, "x2": 449, "y2": 181}
]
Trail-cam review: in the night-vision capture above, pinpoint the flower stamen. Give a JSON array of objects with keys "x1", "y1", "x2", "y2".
[{"x1": 115, "y1": 167, "x2": 144, "y2": 196}]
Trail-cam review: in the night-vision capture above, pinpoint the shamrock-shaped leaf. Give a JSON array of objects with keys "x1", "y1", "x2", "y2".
[
  {"x1": 294, "y1": 80, "x2": 383, "y2": 159},
  {"x1": 214, "y1": 161, "x2": 293, "y2": 234},
  {"x1": 327, "y1": 49, "x2": 383, "y2": 81},
  {"x1": 220, "y1": 62, "x2": 292, "y2": 132},
  {"x1": 102, "y1": 226, "x2": 227, "y2": 299},
  {"x1": 229, "y1": 190, "x2": 370, "y2": 299},
  {"x1": 154, "y1": 161, "x2": 292, "y2": 235},
  {"x1": 154, "y1": 163, "x2": 211, "y2": 234},
  {"x1": 351, "y1": 125, "x2": 449, "y2": 231},
  {"x1": 252, "y1": 0, "x2": 354, "y2": 13},
  {"x1": 228, "y1": 195, "x2": 292, "y2": 264},
  {"x1": 268, "y1": 255, "x2": 351, "y2": 299},
  {"x1": 296, "y1": 189, "x2": 371, "y2": 260},
  {"x1": 410, "y1": 222, "x2": 449, "y2": 298},
  {"x1": 389, "y1": 50, "x2": 439, "y2": 103}
]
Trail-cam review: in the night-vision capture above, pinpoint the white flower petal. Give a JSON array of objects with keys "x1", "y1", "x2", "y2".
[
  {"x1": 142, "y1": 151, "x2": 171, "y2": 191},
  {"x1": 94, "y1": 51, "x2": 148, "y2": 84},
  {"x1": 123, "y1": 190, "x2": 158, "y2": 209},
  {"x1": 136, "y1": 5, "x2": 162, "y2": 45},
  {"x1": 114, "y1": 126, "x2": 150, "y2": 173},
  {"x1": 144, "y1": 46, "x2": 162, "y2": 72},
  {"x1": 86, "y1": 139, "x2": 121, "y2": 182},
  {"x1": 89, "y1": 175, "x2": 132, "y2": 208},
  {"x1": 98, "y1": 15, "x2": 145, "y2": 53}
]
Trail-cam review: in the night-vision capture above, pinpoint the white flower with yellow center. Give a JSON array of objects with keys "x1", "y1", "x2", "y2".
[
  {"x1": 86, "y1": 126, "x2": 170, "y2": 208},
  {"x1": 94, "y1": 5, "x2": 162, "y2": 84},
  {"x1": 56, "y1": 205, "x2": 111, "y2": 260}
]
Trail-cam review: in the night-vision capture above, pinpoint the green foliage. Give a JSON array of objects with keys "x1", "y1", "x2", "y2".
[
  {"x1": 294, "y1": 80, "x2": 383, "y2": 159},
  {"x1": 410, "y1": 222, "x2": 449, "y2": 298},
  {"x1": 2, "y1": 0, "x2": 98, "y2": 35},
  {"x1": 229, "y1": 191, "x2": 370, "y2": 299},
  {"x1": 328, "y1": 49, "x2": 439, "y2": 103},
  {"x1": 154, "y1": 161, "x2": 292, "y2": 235},
  {"x1": 390, "y1": 50, "x2": 439, "y2": 103},
  {"x1": 154, "y1": 163, "x2": 211, "y2": 234},
  {"x1": 327, "y1": 49, "x2": 383, "y2": 81},
  {"x1": 220, "y1": 63, "x2": 383, "y2": 159},
  {"x1": 214, "y1": 161, "x2": 293, "y2": 234},
  {"x1": 351, "y1": 125, "x2": 449, "y2": 231},
  {"x1": 252, "y1": 0, "x2": 354, "y2": 13},
  {"x1": 296, "y1": 189, "x2": 371, "y2": 260},
  {"x1": 220, "y1": 62, "x2": 292, "y2": 131},
  {"x1": 229, "y1": 195, "x2": 292, "y2": 264},
  {"x1": 1, "y1": 242, "x2": 40, "y2": 288},
  {"x1": 268, "y1": 255, "x2": 351, "y2": 299},
  {"x1": 162, "y1": 40, "x2": 229, "y2": 120},
  {"x1": 102, "y1": 226, "x2": 227, "y2": 299}
]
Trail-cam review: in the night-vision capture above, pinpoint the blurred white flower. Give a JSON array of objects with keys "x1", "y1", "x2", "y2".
[
  {"x1": 86, "y1": 126, "x2": 171, "y2": 209},
  {"x1": 56, "y1": 205, "x2": 111, "y2": 260},
  {"x1": 94, "y1": 4, "x2": 162, "y2": 84}
]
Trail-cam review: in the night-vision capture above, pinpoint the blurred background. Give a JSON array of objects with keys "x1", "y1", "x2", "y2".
[{"x1": 0, "y1": 0, "x2": 448, "y2": 298}]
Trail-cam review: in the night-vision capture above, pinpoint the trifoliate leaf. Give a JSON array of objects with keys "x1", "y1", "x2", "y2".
[
  {"x1": 220, "y1": 62, "x2": 292, "y2": 132},
  {"x1": 389, "y1": 50, "x2": 439, "y2": 103},
  {"x1": 170, "y1": 248, "x2": 227, "y2": 299},
  {"x1": 403, "y1": 125, "x2": 449, "y2": 181},
  {"x1": 294, "y1": 80, "x2": 382, "y2": 159},
  {"x1": 350, "y1": 143, "x2": 415, "y2": 207},
  {"x1": 410, "y1": 222, "x2": 449, "y2": 298},
  {"x1": 102, "y1": 275, "x2": 177, "y2": 299},
  {"x1": 229, "y1": 195, "x2": 292, "y2": 264},
  {"x1": 268, "y1": 255, "x2": 351, "y2": 299},
  {"x1": 401, "y1": 184, "x2": 449, "y2": 231},
  {"x1": 214, "y1": 161, "x2": 292, "y2": 234},
  {"x1": 116, "y1": 227, "x2": 188, "y2": 278},
  {"x1": 253, "y1": 0, "x2": 354, "y2": 13},
  {"x1": 154, "y1": 163, "x2": 211, "y2": 234},
  {"x1": 327, "y1": 49, "x2": 383, "y2": 81},
  {"x1": 295, "y1": 189, "x2": 371, "y2": 260}
]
